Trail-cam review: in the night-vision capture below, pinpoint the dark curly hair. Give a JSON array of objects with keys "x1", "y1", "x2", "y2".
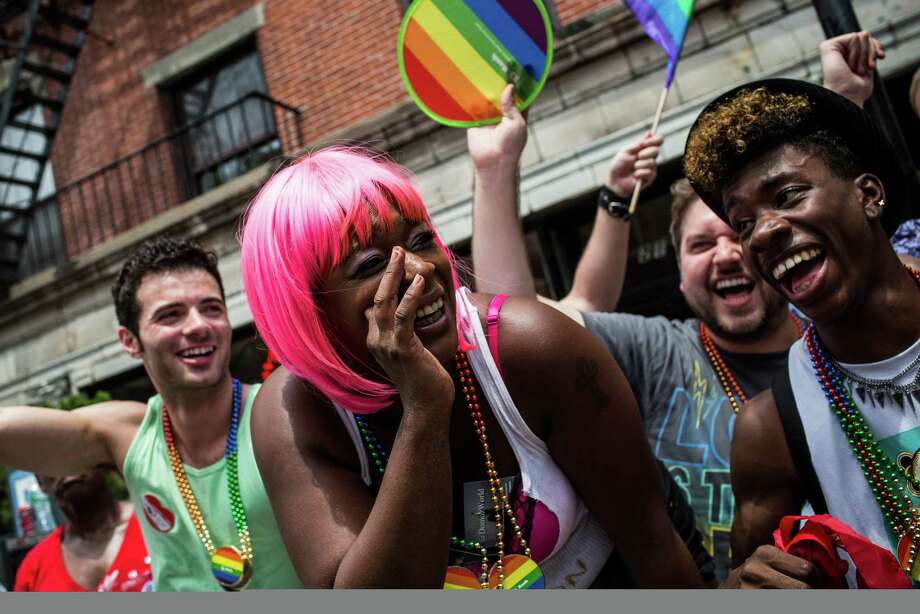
[
  {"x1": 112, "y1": 237, "x2": 225, "y2": 337},
  {"x1": 684, "y1": 86, "x2": 860, "y2": 202}
]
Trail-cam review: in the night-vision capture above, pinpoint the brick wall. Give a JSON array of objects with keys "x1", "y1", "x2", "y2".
[
  {"x1": 53, "y1": 0, "x2": 259, "y2": 186},
  {"x1": 258, "y1": 0, "x2": 406, "y2": 144},
  {"x1": 48, "y1": 0, "x2": 613, "y2": 254},
  {"x1": 554, "y1": 0, "x2": 613, "y2": 25},
  {"x1": 56, "y1": 0, "x2": 615, "y2": 184}
]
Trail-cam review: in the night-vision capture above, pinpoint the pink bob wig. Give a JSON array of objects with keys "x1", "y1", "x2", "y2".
[{"x1": 240, "y1": 147, "x2": 475, "y2": 414}]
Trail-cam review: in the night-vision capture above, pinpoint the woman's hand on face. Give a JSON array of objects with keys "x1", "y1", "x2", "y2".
[{"x1": 365, "y1": 247, "x2": 455, "y2": 417}]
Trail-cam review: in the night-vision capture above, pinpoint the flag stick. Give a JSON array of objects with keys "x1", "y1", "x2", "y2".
[{"x1": 628, "y1": 85, "x2": 671, "y2": 215}]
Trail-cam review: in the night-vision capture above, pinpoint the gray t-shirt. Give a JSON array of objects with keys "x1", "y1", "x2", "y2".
[{"x1": 584, "y1": 313, "x2": 787, "y2": 581}]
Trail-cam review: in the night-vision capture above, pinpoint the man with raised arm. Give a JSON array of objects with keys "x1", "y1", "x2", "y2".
[
  {"x1": 0, "y1": 237, "x2": 300, "y2": 590},
  {"x1": 469, "y1": 35, "x2": 891, "y2": 584},
  {"x1": 469, "y1": 84, "x2": 802, "y2": 582}
]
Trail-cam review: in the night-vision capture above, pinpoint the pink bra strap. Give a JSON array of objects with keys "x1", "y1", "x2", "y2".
[{"x1": 486, "y1": 294, "x2": 509, "y2": 374}]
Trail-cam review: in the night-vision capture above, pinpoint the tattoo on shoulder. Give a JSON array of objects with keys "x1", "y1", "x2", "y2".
[{"x1": 574, "y1": 357, "x2": 610, "y2": 412}]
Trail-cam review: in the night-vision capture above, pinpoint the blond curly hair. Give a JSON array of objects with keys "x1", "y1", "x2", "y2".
[{"x1": 683, "y1": 87, "x2": 813, "y2": 194}]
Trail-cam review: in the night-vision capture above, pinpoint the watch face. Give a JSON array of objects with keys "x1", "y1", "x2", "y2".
[{"x1": 598, "y1": 187, "x2": 630, "y2": 219}]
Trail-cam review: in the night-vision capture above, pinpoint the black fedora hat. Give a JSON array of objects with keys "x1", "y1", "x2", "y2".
[{"x1": 684, "y1": 78, "x2": 906, "y2": 236}]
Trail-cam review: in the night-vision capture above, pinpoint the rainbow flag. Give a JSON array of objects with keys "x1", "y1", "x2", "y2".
[
  {"x1": 623, "y1": 0, "x2": 695, "y2": 86},
  {"x1": 398, "y1": 0, "x2": 553, "y2": 127}
]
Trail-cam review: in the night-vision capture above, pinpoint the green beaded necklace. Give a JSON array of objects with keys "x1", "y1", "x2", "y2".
[
  {"x1": 352, "y1": 413, "x2": 484, "y2": 554},
  {"x1": 804, "y1": 267, "x2": 920, "y2": 581}
]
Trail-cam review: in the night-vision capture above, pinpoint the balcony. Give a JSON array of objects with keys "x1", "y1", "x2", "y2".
[{"x1": 5, "y1": 91, "x2": 302, "y2": 281}]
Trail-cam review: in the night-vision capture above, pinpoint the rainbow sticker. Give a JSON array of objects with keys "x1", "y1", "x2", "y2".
[
  {"x1": 444, "y1": 565, "x2": 482, "y2": 589},
  {"x1": 488, "y1": 554, "x2": 545, "y2": 589},
  {"x1": 211, "y1": 546, "x2": 251, "y2": 590},
  {"x1": 398, "y1": 0, "x2": 554, "y2": 127}
]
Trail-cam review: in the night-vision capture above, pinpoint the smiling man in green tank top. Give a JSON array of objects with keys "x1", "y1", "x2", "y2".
[{"x1": 0, "y1": 237, "x2": 301, "y2": 591}]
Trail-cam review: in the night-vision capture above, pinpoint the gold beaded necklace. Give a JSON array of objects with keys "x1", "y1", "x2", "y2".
[
  {"x1": 699, "y1": 316, "x2": 804, "y2": 413},
  {"x1": 454, "y1": 351, "x2": 541, "y2": 589},
  {"x1": 162, "y1": 378, "x2": 254, "y2": 590},
  {"x1": 355, "y1": 352, "x2": 544, "y2": 589}
]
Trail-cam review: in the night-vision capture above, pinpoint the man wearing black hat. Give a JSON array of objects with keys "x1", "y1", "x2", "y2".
[{"x1": 684, "y1": 78, "x2": 920, "y2": 588}]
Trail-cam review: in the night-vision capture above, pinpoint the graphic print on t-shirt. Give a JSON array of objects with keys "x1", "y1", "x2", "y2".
[
  {"x1": 654, "y1": 358, "x2": 736, "y2": 580},
  {"x1": 877, "y1": 426, "x2": 920, "y2": 554}
]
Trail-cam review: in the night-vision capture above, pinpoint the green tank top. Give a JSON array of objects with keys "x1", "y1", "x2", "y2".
[{"x1": 123, "y1": 383, "x2": 301, "y2": 590}]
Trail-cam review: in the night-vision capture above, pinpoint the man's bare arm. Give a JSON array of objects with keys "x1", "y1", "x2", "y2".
[
  {"x1": 0, "y1": 401, "x2": 145, "y2": 475},
  {"x1": 561, "y1": 134, "x2": 662, "y2": 313},
  {"x1": 723, "y1": 390, "x2": 819, "y2": 588},
  {"x1": 469, "y1": 84, "x2": 534, "y2": 296}
]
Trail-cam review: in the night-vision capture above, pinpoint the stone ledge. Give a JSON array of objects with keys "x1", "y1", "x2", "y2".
[
  {"x1": 0, "y1": 162, "x2": 272, "y2": 328},
  {"x1": 141, "y1": 4, "x2": 265, "y2": 87}
]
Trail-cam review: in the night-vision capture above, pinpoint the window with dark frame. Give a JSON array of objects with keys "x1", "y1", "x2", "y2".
[{"x1": 170, "y1": 42, "x2": 280, "y2": 196}]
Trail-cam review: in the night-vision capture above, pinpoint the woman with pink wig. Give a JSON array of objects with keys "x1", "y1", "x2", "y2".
[{"x1": 240, "y1": 147, "x2": 702, "y2": 589}]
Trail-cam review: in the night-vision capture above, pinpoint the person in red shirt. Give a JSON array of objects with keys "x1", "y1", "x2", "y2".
[{"x1": 14, "y1": 470, "x2": 152, "y2": 592}]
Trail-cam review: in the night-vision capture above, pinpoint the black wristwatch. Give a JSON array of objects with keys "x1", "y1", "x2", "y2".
[{"x1": 597, "y1": 185, "x2": 632, "y2": 221}]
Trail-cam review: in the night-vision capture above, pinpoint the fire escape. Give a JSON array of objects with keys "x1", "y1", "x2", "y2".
[{"x1": 0, "y1": 0, "x2": 93, "y2": 293}]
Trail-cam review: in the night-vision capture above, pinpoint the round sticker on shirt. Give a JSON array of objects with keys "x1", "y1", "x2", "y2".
[{"x1": 141, "y1": 493, "x2": 175, "y2": 533}]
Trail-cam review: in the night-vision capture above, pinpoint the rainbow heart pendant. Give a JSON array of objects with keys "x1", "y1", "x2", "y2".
[
  {"x1": 443, "y1": 555, "x2": 544, "y2": 590},
  {"x1": 488, "y1": 554, "x2": 545, "y2": 589},
  {"x1": 211, "y1": 545, "x2": 253, "y2": 591},
  {"x1": 444, "y1": 565, "x2": 484, "y2": 589}
]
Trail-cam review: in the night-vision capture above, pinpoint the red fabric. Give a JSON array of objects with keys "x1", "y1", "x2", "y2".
[
  {"x1": 773, "y1": 514, "x2": 912, "y2": 589},
  {"x1": 15, "y1": 514, "x2": 152, "y2": 592}
]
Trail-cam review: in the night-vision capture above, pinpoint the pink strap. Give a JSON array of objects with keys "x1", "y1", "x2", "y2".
[{"x1": 486, "y1": 294, "x2": 509, "y2": 374}]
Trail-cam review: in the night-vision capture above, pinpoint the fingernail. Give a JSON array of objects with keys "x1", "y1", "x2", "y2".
[
  {"x1": 414, "y1": 274, "x2": 423, "y2": 285},
  {"x1": 391, "y1": 247, "x2": 401, "y2": 261}
]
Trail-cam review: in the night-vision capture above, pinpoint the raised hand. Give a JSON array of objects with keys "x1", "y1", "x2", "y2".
[
  {"x1": 365, "y1": 247, "x2": 455, "y2": 415},
  {"x1": 606, "y1": 132, "x2": 663, "y2": 199},
  {"x1": 467, "y1": 83, "x2": 528, "y2": 174},
  {"x1": 820, "y1": 31, "x2": 885, "y2": 108}
]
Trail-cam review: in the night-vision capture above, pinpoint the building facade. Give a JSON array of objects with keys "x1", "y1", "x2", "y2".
[{"x1": 0, "y1": 0, "x2": 918, "y2": 406}]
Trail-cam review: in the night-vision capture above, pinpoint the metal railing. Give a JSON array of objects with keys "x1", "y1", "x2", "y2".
[{"x1": 13, "y1": 91, "x2": 302, "y2": 277}]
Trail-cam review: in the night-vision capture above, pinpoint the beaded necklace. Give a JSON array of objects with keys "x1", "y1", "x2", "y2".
[
  {"x1": 353, "y1": 351, "x2": 543, "y2": 589},
  {"x1": 352, "y1": 415, "x2": 490, "y2": 568},
  {"x1": 804, "y1": 266, "x2": 920, "y2": 582},
  {"x1": 162, "y1": 378, "x2": 254, "y2": 590},
  {"x1": 699, "y1": 316, "x2": 804, "y2": 414}
]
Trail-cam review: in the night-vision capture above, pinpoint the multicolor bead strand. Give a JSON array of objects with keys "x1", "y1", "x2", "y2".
[
  {"x1": 805, "y1": 323, "x2": 920, "y2": 577},
  {"x1": 354, "y1": 353, "x2": 535, "y2": 589},
  {"x1": 699, "y1": 316, "x2": 803, "y2": 414},
  {"x1": 699, "y1": 323, "x2": 747, "y2": 413},
  {"x1": 353, "y1": 410, "x2": 490, "y2": 587},
  {"x1": 456, "y1": 351, "x2": 532, "y2": 589},
  {"x1": 354, "y1": 414, "x2": 387, "y2": 479},
  {"x1": 164, "y1": 409, "x2": 215, "y2": 554},
  {"x1": 224, "y1": 380, "x2": 253, "y2": 563},
  {"x1": 163, "y1": 379, "x2": 253, "y2": 566}
]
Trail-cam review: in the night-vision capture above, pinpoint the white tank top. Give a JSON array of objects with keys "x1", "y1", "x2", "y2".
[
  {"x1": 788, "y1": 334, "x2": 920, "y2": 585},
  {"x1": 334, "y1": 288, "x2": 614, "y2": 588}
]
